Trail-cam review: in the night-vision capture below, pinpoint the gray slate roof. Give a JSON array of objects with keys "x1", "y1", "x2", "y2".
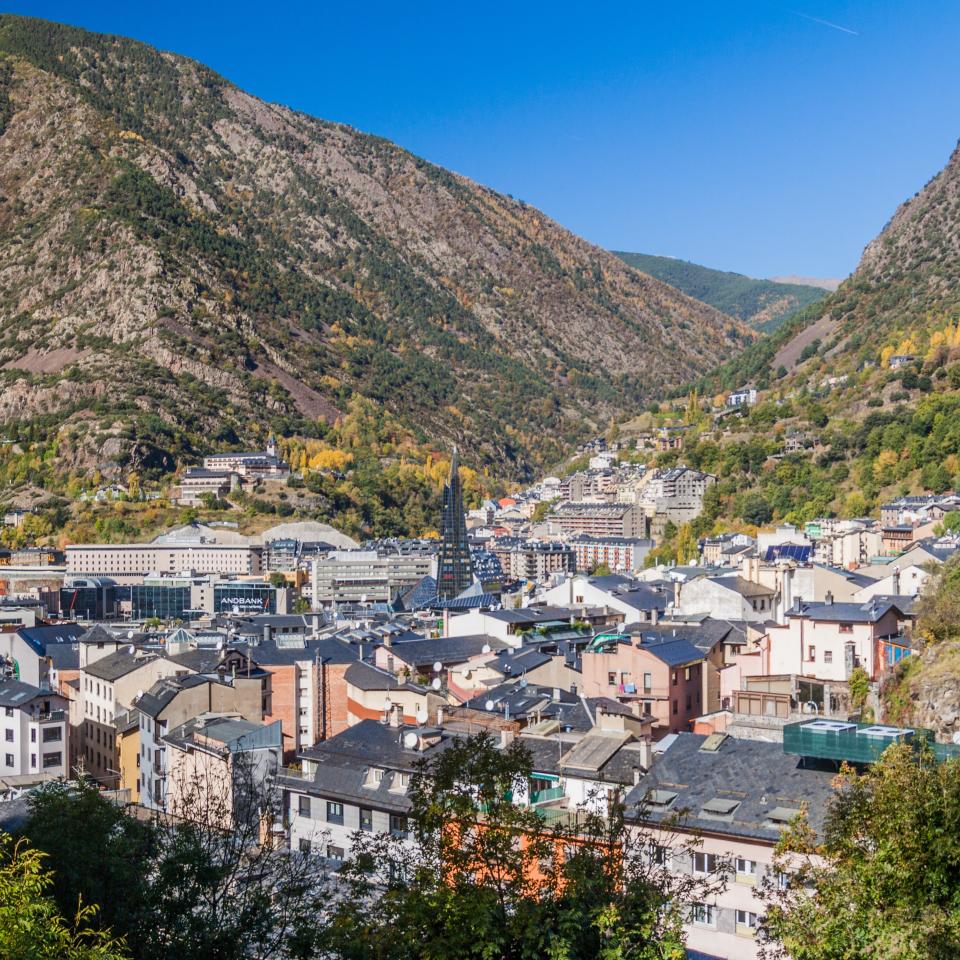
[{"x1": 624, "y1": 732, "x2": 836, "y2": 842}]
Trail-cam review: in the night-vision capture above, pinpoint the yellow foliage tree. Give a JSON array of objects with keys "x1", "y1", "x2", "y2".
[{"x1": 308, "y1": 449, "x2": 353, "y2": 472}]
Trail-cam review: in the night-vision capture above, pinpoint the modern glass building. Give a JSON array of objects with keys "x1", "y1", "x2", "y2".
[
  {"x1": 59, "y1": 578, "x2": 117, "y2": 620},
  {"x1": 131, "y1": 577, "x2": 195, "y2": 621},
  {"x1": 213, "y1": 581, "x2": 276, "y2": 615},
  {"x1": 436, "y1": 447, "x2": 475, "y2": 600}
]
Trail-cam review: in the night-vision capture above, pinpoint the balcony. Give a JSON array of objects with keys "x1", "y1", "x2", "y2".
[
  {"x1": 37, "y1": 710, "x2": 66, "y2": 723},
  {"x1": 529, "y1": 786, "x2": 565, "y2": 805}
]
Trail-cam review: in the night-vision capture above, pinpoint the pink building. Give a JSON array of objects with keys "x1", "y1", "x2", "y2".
[
  {"x1": 581, "y1": 631, "x2": 705, "y2": 737},
  {"x1": 761, "y1": 598, "x2": 911, "y2": 682}
]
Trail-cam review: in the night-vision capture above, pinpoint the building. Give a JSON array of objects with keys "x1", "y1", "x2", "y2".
[
  {"x1": 176, "y1": 469, "x2": 240, "y2": 506},
  {"x1": 505, "y1": 541, "x2": 575, "y2": 582},
  {"x1": 202, "y1": 437, "x2": 290, "y2": 479},
  {"x1": 308, "y1": 550, "x2": 433, "y2": 608},
  {"x1": 761, "y1": 597, "x2": 911, "y2": 682},
  {"x1": 727, "y1": 388, "x2": 758, "y2": 408},
  {"x1": 641, "y1": 467, "x2": 717, "y2": 526},
  {"x1": 65, "y1": 543, "x2": 263, "y2": 582},
  {"x1": 59, "y1": 578, "x2": 118, "y2": 621},
  {"x1": 436, "y1": 449, "x2": 475, "y2": 600},
  {"x1": 551, "y1": 502, "x2": 643, "y2": 538},
  {"x1": 678, "y1": 575, "x2": 777, "y2": 622},
  {"x1": 136, "y1": 670, "x2": 269, "y2": 810},
  {"x1": 164, "y1": 715, "x2": 282, "y2": 828},
  {"x1": 0, "y1": 679, "x2": 68, "y2": 779},
  {"x1": 580, "y1": 630, "x2": 705, "y2": 736},
  {"x1": 625, "y1": 730, "x2": 836, "y2": 960},
  {"x1": 569, "y1": 536, "x2": 653, "y2": 574},
  {"x1": 79, "y1": 650, "x2": 179, "y2": 785}
]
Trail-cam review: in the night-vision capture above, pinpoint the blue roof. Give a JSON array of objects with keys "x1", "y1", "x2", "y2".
[
  {"x1": 17, "y1": 623, "x2": 86, "y2": 656},
  {"x1": 433, "y1": 593, "x2": 499, "y2": 611}
]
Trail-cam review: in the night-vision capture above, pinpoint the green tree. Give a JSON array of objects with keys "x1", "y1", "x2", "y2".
[
  {"x1": 589, "y1": 561, "x2": 613, "y2": 576},
  {"x1": 268, "y1": 571, "x2": 288, "y2": 588},
  {"x1": 762, "y1": 744, "x2": 960, "y2": 960},
  {"x1": 0, "y1": 832, "x2": 127, "y2": 960},
  {"x1": 740, "y1": 492, "x2": 773, "y2": 526}
]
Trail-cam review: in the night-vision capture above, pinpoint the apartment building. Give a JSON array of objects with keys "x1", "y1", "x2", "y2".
[
  {"x1": 550, "y1": 502, "x2": 643, "y2": 538},
  {"x1": 581, "y1": 631, "x2": 705, "y2": 736},
  {"x1": 569, "y1": 535, "x2": 653, "y2": 574},
  {"x1": 0, "y1": 679, "x2": 69, "y2": 779},
  {"x1": 79, "y1": 650, "x2": 179, "y2": 785},
  {"x1": 626, "y1": 729, "x2": 835, "y2": 960}
]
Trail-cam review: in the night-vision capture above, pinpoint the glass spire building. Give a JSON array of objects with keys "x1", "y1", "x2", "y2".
[{"x1": 436, "y1": 447, "x2": 475, "y2": 600}]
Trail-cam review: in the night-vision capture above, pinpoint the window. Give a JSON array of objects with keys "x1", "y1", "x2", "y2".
[
  {"x1": 736, "y1": 910, "x2": 758, "y2": 934},
  {"x1": 326, "y1": 845, "x2": 345, "y2": 862},
  {"x1": 4, "y1": 754, "x2": 12, "y2": 767},
  {"x1": 824, "y1": 650, "x2": 833, "y2": 664},
  {"x1": 30, "y1": 729, "x2": 36, "y2": 743},
  {"x1": 672, "y1": 671, "x2": 678, "y2": 686},
  {"x1": 30, "y1": 754, "x2": 36, "y2": 768},
  {"x1": 807, "y1": 645, "x2": 815, "y2": 660},
  {"x1": 672, "y1": 700, "x2": 678, "y2": 716},
  {"x1": 643, "y1": 672, "x2": 652, "y2": 693},
  {"x1": 298, "y1": 796, "x2": 312, "y2": 817},
  {"x1": 775, "y1": 870, "x2": 790, "y2": 891},
  {"x1": 607, "y1": 672, "x2": 617, "y2": 686},
  {"x1": 684, "y1": 667, "x2": 691, "y2": 681},
  {"x1": 736, "y1": 857, "x2": 758, "y2": 881},
  {"x1": 692, "y1": 904, "x2": 716, "y2": 927},
  {"x1": 360, "y1": 807, "x2": 373, "y2": 831},
  {"x1": 2, "y1": 708, "x2": 10, "y2": 718},
  {"x1": 685, "y1": 694, "x2": 692, "y2": 710},
  {"x1": 692, "y1": 852, "x2": 717, "y2": 875},
  {"x1": 42, "y1": 727, "x2": 61, "y2": 743},
  {"x1": 43, "y1": 752, "x2": 62, "y2": 768},
  {"x1": 648, "y1": 843, "x2": 667, "y2": 867},
  {"x1": 839, "y1": 624, "x2": 853, "y2": 634},
  {"x1": 3, "y1": 729, "x2": 12, "y2": 742},
  {"x1": 390, "y1": 814, "x2": 408, "y2": 837},
  {"x1": 326, "y1": 801, "x2": 344, "y2": 825},
  {"x1": 298, "y1": 838, "x2": 312, "y2": 854}
]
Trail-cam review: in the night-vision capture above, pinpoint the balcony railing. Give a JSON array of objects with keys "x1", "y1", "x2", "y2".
[
  {"x1": 530, "y1": 786, "x2": 565, "y2": 805},
  {"x1": 36, "y1": 710, "x2": 66, "y2": 723}
]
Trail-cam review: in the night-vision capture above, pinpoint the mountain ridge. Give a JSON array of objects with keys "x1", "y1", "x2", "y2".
[
  {"x1": 613, "y1": 251, "x2": 830, "y2": 332},
  {"x1": 0, "y1": 14, "x2": 751, "y2": 481}
]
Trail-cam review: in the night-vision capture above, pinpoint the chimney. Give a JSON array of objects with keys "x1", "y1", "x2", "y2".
[
  {"x1": 443, "y1": 607, "x2": 450, "y2": 636},
  {"x1": 637, "y1": 738, "x2": 653, "y2": 771},
  {"x1": 673, "y1": 579, "x2": 681, "y2": 608},
  {"x1": 436, "y1": 706, "x2": 444, "y2": 726},
  {"x1": 389, "y1": 704, "x2": 402, "y2": 728},
  {"x1": 892, "y1": 568, "x2": 900, "y2": 595},
  {"x1": 383, "y1": 633, "x2": 392, "y2": 648},
  {"x1": 825, "y1": 591, "x2": 834, "y2": 606},
  {"x1": 262, "y1": 624, "x2": 272, "y2": 645},
  {"x1": 500, "y1": 728, "x2": 515, "y2": 749},
  {"x1": 650, "y1": 606, "x2": 659, "y2": 625}
]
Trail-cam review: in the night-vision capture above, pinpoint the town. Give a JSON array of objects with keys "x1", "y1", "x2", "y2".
[{"x1": 1, "y1": 436, "x2": 957, "y2": 960}]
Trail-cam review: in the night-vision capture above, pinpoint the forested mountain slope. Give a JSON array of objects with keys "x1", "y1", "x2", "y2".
[{"x1": 0, "y1": 15, "x2": 750, "y2": 479}]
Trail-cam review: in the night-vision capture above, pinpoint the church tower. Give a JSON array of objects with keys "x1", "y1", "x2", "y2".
[{"x1": 436, "y1": 447, "x2": 475, "y2": 600}]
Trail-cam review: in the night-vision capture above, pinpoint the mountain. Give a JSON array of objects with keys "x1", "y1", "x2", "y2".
[
  {"x1": 643, "y1": 139, "x2": 960, "y2": 545},
  {"x1": 613, "y1": 251, "x2": 829, "y2": 332},
  {"x1": 769, "y1": 275, "x2": 841, "y2": 292},
  {"x1": 0, "y1": 16, "x2": 751, "y2": 481}
]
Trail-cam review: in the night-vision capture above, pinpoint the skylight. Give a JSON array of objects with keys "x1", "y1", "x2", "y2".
[
  {"x1": 701, "y1": 797, "x2": 740, "y2": 817},
  {"x1": 646, "y1": 789, "x2": 678, "y2": 808}
]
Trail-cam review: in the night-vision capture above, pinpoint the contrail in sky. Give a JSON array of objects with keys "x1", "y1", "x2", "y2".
[{"x1": 791, "y1": 10, "x2": 860, "y2": 35}]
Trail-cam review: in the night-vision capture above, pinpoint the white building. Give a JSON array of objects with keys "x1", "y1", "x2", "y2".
[{"x1": 0, "y1": 679, "x2": 68, "y2": 779}]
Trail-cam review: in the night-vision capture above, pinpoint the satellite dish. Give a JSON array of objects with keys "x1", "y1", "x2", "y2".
[
  {"x1": 485, "y1": 699, "x2": 495, "y2": 712},
  {"x1": 403, "y1": 731, "x2": 419, "y2": 750},
  {"x1": 136, "y1": 689, "x2": 143, "y2": 701},
  {"x1": 383, "y1": 697, "x2": 393, "y2": 711},
  {"x1": 481, "y1": 644, "x2": 491, "y2": 654},
  {"x1": 415, "y1": 708, "x2": 428, "y2": 724},
  {"x1": 127, "y1": 630, "x2": 135, "y2": 640},
  {"x1": 431, "y1": 677, "x2": 442, "y2": 691},
  {"x1": 433, "y1": 661, "x2": 443, "y2": 673}
]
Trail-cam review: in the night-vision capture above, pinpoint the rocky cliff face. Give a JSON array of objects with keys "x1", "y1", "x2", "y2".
[{"x1": 0, "y1": 15, "x2": 750, "y2": 477}]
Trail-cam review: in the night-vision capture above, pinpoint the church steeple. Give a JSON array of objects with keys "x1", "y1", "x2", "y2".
[{"x1": 436, "y1": 446, "x2": 474, "y2": 600}]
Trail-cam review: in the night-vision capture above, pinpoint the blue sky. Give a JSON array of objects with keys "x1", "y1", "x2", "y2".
[{"x1": 7, "y1": 1, "x2": 959, "y2": 278}]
